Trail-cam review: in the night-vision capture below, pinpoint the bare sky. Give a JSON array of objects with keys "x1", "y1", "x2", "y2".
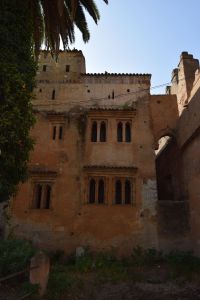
[{"x1": 72, "y1": 0, "x2": 200, "y2": 94}]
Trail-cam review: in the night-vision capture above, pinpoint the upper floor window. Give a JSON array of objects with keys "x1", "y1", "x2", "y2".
[
  {"x1": 117, "y1": 122, "x2": 123, "y2": 142},
  {"x1": 91, "y1": 120, "x2": 107, "y2": 142},
  {"x1": 117, "y1": 121, "x2": 132, "y2": 143},
  {"x1": 33, "y1": 183, "x2": 52, "y2": 209},
  {"x1": 66, "y1": 65, "x2": 70, "y2": 72},
  {"x1": 114, "y1": 178, "x2": 132, "y2": 204},
  {"x1": 43, "y1": 65, "x2": 47, "y2": 72},
  {"x1": 52, "y1": 125, "x2": 63, "y2": 140},
  {"x1": 52, "y1": 89, "x2": 55, "y2": 100},
  {"x1": 100, "y1": 121, "x2": 106, "y2": 142},
  {"x1": 88, "y1": 177, "x2": 105, "y2": 204},
  {"x1": 125, "y1": 122, "x2": 131, "y2": 142},
  {"x1": 91, "y1": 121, "x2": 97, "y2": 142}
]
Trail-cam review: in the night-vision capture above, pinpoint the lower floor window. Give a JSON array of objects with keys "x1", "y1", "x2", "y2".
[
  {"x1": 89, "y1": 177, "x2": 105, "y2": 204},
  {"x1": 87, "y1": 176, "x2": 134, "y2": 205},
  {"x1": 115, "y1": 178, "x2": 132, "y2": 204},
  {"x1": 33, "y1": 183, "x2": 52, "y2": 209}
]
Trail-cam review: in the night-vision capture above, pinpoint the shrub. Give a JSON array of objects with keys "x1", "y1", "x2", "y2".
[
  {"x1": 47, "y1": 265, "x2": 78, "y2": 300},
  {"x1": 0, "y1": 239, "x2": 35, "y2": 276},
  {"x1": 166, "y1": 250, "x2": 200, "y2": 279},
  {"x1": 131, "y1": 246, "x2": 164, "y2": 266}
]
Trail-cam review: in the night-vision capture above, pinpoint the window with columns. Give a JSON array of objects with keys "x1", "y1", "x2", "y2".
[
  {"x1": 32, "y1": 183, "x2": 52, "y2": 209},
  {"x1": 114, "y1": 178, "x2": 132, "y2": 204},
  {"x1": 88, "y1": 177, "x2": 105, "y2": 204},
  {"x1": 91, "y1": 120, "x2": 107, "y2": 142},
  {"x1": 52, "y1": 125, "x2": 63, "y2": 140},
  {"x1": 117, "y1": 121, "x2": 131, "y2": 143}
]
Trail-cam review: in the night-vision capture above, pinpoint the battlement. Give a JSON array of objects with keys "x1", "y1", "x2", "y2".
[{"x1": 168, "y1": 52, "x2": 199, "y2": 114}]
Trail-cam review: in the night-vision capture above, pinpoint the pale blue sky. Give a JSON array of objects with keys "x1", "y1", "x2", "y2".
[{"x1": 72, "y1": 0, "x2": 200, "y2": 94}]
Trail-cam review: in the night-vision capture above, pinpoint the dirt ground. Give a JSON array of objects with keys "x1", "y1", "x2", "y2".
[
  {"x1": 62, "y1": 282, "x2": 200, "y2": 300},
  {"x1": 1, "y1": 280, "x2": 200, "y2": 300}
]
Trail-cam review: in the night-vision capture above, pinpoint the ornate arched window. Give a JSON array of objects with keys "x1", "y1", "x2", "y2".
[
  {"x1": 52, "y1": 89, "x2": 55, "y2": 100},
  {"x1": 115, "y1": 180, "x2": 122, "y2": 204},
  {"x1": 91, "y1": 122, "x2": 97, "y2": 142},
  {"x1": 125, "y1": 122, "x2": 131, "y2": 142},
  {"x1": 89, "y1": 179, "x2": 96, "y2": 203},
  {"x1": 117, "y1": 122, "x2": 123, "y2": 142},
  {"x1": 35, "y1": 184, "x2": 42, "y2": 208},
  {"x1": 98, "y1": 179, "x2": 105, "y2": 204},
  {"x1": 100, "y1": 121, "x2": 106, "y2": 142},
  {"x1": 125, "y1": 180, "x2": 131, "y2": 204},
  {"x1": 45, "y1": 185, "x2": 51, "y2": 209}
]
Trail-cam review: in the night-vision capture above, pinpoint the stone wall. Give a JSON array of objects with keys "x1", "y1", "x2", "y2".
[{"x1": 10, "y1": 50, "x2": 158, "y2": 255}]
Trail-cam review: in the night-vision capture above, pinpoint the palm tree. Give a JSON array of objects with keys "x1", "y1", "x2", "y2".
[
  {"x1": 31, "y1": 0, "x2": 108, "y2": 56},
  {"x1": 0, "y1": 0, "x2": 108, "y2": 202}
]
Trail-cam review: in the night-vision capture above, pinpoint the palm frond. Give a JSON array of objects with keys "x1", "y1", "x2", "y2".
[{"x1": 30, "y1": 0, "x2": 108, "y2": 55}]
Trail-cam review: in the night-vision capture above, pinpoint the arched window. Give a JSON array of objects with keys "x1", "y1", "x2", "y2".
[
  {"x1": 35, "y1": 184, "x2": 42, "y2": 208},
  {"x1": 117, "y1": 122, "x2": 123, "y2": 142},
  {"x1": 91, "y1": 122, "x2": 97, "y2": 142},
  {"x1": 45, "y1": 185, "x2": 51, "y2": 209},
  {"x1": 53, "y1": 126, "x2": 56, "y2": 140},
  {"x1": 52, "y1": 89, "x2": 55, "y2": 100},
  {"x1": 115, "y1": 180, "x2": 122, "y2": 204},
  {"x1": 125, "y1": 122, "x2": 131, "y2": 142},
  {"x1": 125, "y1": 180, "x2": 131, "y2": 204},
  {"x1": 112, "y1": 90, "x2": 115, "y2": 99},
  {"x1": 100, "y1": 121, "x2": 106, "y2": 142},
  {"x1": 59, "y1": 126, "x2": 63, "y2": 140},
  {"x1": 98, "y1": 179, "x2": 105, "y2": 204},
  {"x1": 89, "y1": 179, "x2": 96, "y2": 203}
]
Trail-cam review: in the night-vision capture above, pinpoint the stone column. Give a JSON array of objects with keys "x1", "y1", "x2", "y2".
[{"x1": 29, "y1": 251, "x2": 50, "y2": 297}]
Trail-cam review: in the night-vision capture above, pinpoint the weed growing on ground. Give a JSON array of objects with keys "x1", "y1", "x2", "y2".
[
  {"x1": 166, "y1": 250, "x2": 200, "y2": 280},
  {"x1": 0, "y1": 239, "x2": 35, "y2": 276}
]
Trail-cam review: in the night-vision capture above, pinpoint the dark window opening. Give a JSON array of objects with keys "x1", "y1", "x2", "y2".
[
  {"x1": 43, "y1": 65, "x2": 47, "y2": 72},
  {"x1": 66, "y1": 65, "x2": 70, "y2": 72},
  {"x1": 108, "y1": 95, "x2": 111, "y2": 99},
  {"x1": 39, "y1": 89, "x2": 42, "y2": 93},
  {"x1": 115, "y1": 180, "x2": 122, "y2": 204},
  {"x1": 35, "y1": 184, "x2": 42, "y2": 208},
  {"x1": 89, "y1": 179, "x2": 96, "y2": 203},
  {"x1": 100, "y1": 122, "x2": 106, "y2": 142},
  {"x1": 117, "y1": 122, "x2": 123, "y2": 142},
  {"x1": 127, "y1": 89, "x2": 130, "y2": 93},
  {"x1": 98, "y1": 180, "x2": 105, "y2": 204},
  {"x1": 125, "y1": 180, "x2": 131, "y2": 204},
  {"x1": 45, "y1": 185, "x2": 51, "y2": 209},
  {"x1": 112, "y1": 90, "x2": 115, "y2": 99},
  {"x1": 125, "y1": 122, "x2": 131, "y2": 142},
  {"x1": 59, "y1": 126, "x2": 63, "y2": 140},
  {"x1": 91, "y1": 122, "x2": 97, "y2": 142},
  {"x1": 87, "y1": 89, "x2": 90, "y2": 93},
  {"x1": 52, "y1": 89, "x2": 55, "y2": 100},
  {"x1": 53, "y1": 126, "x2": 56, "y2": 140}
]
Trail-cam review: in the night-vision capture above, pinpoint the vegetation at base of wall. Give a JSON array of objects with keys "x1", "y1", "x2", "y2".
[
  {"x1": 44, "y1": 247, "x2": 200, "y2": 300},
  {"x1": 22, "y1": 282, "x2": 39, "y2": 297},
  {"x1": 0, "y1": 239, "x2": 35, "y2": 276},
  {"x1": 166, "y1": 250, "x2": 200, "y2": 280}
]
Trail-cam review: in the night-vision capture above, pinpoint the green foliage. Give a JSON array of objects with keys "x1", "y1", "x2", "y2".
[
  {"x1": 47, "y1": 265, "x2": 78, "y2": 300},
  {"x1": 132, "y1": 246, "x2": 164, "y2": 266},
  {"x1": 22, "y1": 281, "x2": 39, "y2": 296},
  {"x1": 0, "y1": 239, "x2": 35, "y2": 276},
  {"x1": 166, "y1": 250, "x2": 200, "y2": 279},
  {"x1": 0, "y1": 0, "x2": 36, "y2": 202}
]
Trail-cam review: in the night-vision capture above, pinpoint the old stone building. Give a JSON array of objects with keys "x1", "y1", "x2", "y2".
[{"x1": 9, "y1": 50, "x2": 200, "y2": 255}]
